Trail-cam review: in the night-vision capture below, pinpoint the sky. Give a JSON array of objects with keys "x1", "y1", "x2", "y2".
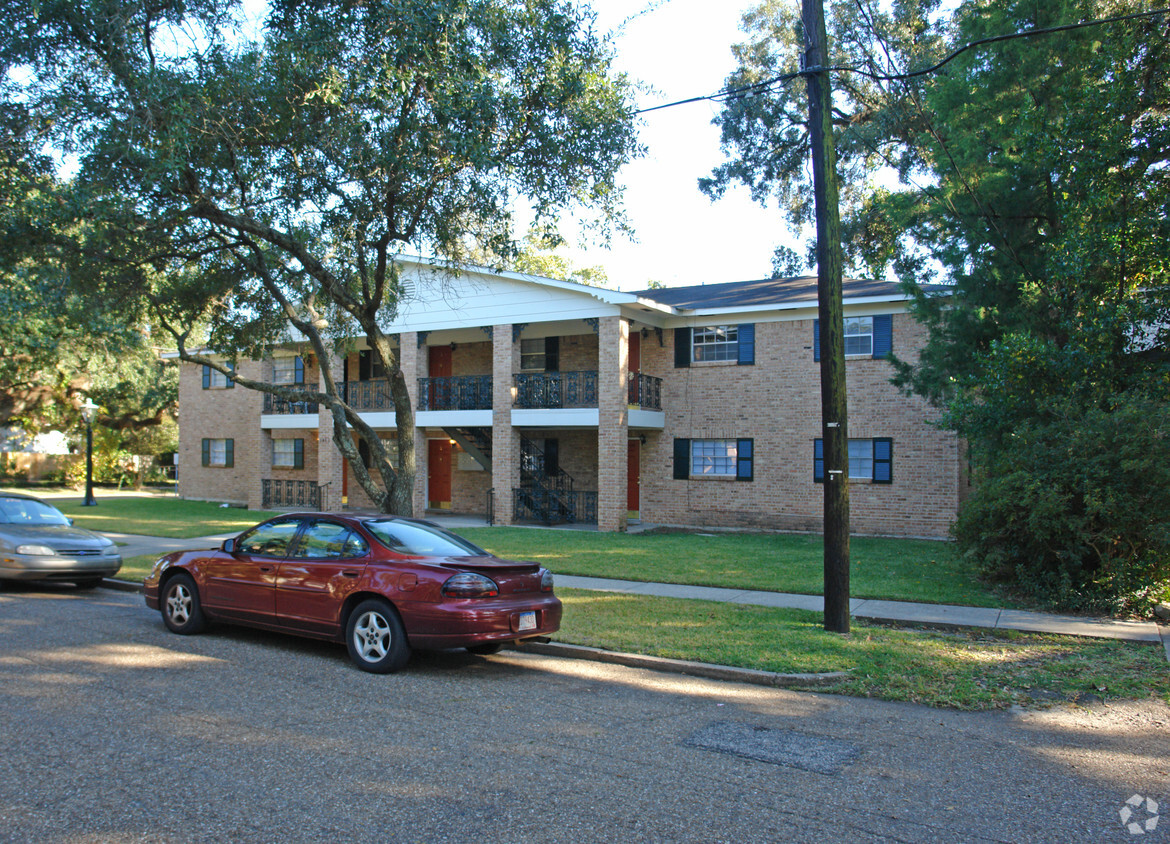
[{"x1": 562, "y1": 0, "x2": 804, "y2": 291}]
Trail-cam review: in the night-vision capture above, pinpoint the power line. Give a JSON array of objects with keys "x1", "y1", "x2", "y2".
[{"x1": 634, "y1": 6, "x2": 1170, "y2": 115}]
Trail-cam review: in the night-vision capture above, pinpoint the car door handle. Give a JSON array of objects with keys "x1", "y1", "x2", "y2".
[
  {"x1": 342, "y1": 570, "x2": 360, "y2": 578},
  {"x1": 259, "y1": 565, "x2": 274, "y2": 573}
]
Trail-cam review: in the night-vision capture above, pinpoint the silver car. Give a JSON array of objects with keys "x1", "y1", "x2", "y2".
[{"x1": 0, "y1": 493, "x2": 122, "y2": 588}]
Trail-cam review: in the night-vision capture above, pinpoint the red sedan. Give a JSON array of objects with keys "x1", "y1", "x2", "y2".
[{"x1": 143, "y1": 514, "x2": 562, "y2": 673}]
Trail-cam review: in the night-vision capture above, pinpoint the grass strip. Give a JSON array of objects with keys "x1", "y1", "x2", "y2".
[
  {"x1": 460, "y1": 526, "x2": 1010, "y2": 608},
  {"x1": 554, "y1": 589, "x2": 1170, "y2": 710},
  {"x1": 51, "y1": 495, "x2": 277, "y2": 539}
]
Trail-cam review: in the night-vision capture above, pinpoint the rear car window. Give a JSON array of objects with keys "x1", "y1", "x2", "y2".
[{"x1": 364, "y1": 520, "x2": 487, "y2": 557}]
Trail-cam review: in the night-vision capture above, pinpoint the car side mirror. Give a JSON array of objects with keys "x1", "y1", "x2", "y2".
[{"x1": 221, "y1": 538, "x2": 236, "y2": 553}]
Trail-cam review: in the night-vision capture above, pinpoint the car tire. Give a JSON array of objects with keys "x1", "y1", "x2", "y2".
[
  {"x1": 345, "y1": 599, "x2": 410, "y2": 674},
  {"x1": 465, "y1": 642, "x2": 504, "y2": 655},
  {"x1": 161, "y1": 573, "x2": 206, "y2": 635}
]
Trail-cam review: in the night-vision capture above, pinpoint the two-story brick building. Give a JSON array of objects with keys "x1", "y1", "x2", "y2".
[{"x1": 178, "y1": 259, "x2": 963, "y2": 537}]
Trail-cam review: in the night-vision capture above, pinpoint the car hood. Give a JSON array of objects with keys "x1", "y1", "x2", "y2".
[{"x1": 0, "y1": 523, "x2": 114, "y2": 549}]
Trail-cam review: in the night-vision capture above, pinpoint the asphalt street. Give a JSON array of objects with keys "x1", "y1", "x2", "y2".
[{"x1": 1, "y1": 584, "x2": 1167, "y2": 843}]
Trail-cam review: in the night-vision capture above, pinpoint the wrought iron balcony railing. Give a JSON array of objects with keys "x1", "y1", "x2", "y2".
[
  {"x1": 341, "y1": 379, "x2": 394, "y2": 411},
  {"x1": 418, "y1": 375, "x2": 492, "y2": 411},
  {"x1": 627, "y1": 373, "x2": 663, "y2": 410},
  {"x1": 262, "y1": 393, "x2": 319, "y2": 415},
  {"x1": 514, "y1": 370, "x2": 599, "y2": 409}
]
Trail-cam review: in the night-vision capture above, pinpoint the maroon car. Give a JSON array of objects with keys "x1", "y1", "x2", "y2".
[{"x1": 143, "y1": 514, "x2": 562, "y2": 673}]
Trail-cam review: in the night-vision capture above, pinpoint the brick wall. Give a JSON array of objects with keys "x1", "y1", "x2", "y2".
[
  {"x1": 177, "y1": 360, "x2": 264, "y2": 507},
  {"x1": 639, "y1": 314, "x2": 960, "y2": 538}
]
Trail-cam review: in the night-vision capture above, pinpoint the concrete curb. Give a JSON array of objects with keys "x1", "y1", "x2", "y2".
[{"x1": 511, "y1": 640, "x2": 851, "y2": 688}]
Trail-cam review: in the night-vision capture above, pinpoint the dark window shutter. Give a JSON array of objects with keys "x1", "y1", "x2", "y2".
[
  {"x1": 674, "y1": 327, "x2": 692, "y2": 368},
  {"x1": 814, "y1": 438, "x2": 824, "y2": 483},
  {"x1": 224, "y1": 439, "x2": 234, "y2": 468},
  {"x1": 673, "y1": 438, "x2": 690, "y2": 480},
  {"x1": 544, "y1": 438, "x2": 559, "y2": 476},
  {"x1": 737, "y1": 324, "x2": 755, "y2": 365},
  {"x1": 545, "y1": 336, "x2": 560, "y2": 372},
  {"x1": 294, "y1": 356, "x2": 305, "y2": 384},
  {"x1": 873, "y1": 438, "x2": 893, "y2": 483},
  {"x1": 813, "y1": 320, "x2": 820, "y2": 362},
  {"x1": 225, "y1": 363, "x2": 235, "y2": 389},
  {"x1": 736, "y1": 438, "x2": 754, "y2": 481},
  {"x1": 294, "y1": 438, "x2": 304, "y2": 470},
  {"x1": 873, "y1": 315, "x2": 893, "y2": 359},
  {"x1": 202, "y1": 365, "x2": 210, "y2": 389},
  {"x1": 358, "y1": 350, "x2": 371, "y2": 381},
  {"x1": 358, "y1": 438, "x2": 371, "y2": 468},
  {"x1": 201, "y1": 438, "x2": 210, "y2": 467}
]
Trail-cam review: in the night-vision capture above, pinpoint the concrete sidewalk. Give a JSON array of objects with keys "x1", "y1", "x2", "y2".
[{"x1": 108, "y1": 532, "x2": 1170, "y2": 660}]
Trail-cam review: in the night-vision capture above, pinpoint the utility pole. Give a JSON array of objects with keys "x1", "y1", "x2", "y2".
[{"x1": 802, "y1": 0, "x2": 850, "y2": 633}]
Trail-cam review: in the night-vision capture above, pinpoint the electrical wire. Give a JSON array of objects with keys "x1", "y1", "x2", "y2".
[{"x1": 634, "y1": 6, "x2": 1170, "y2": 115}]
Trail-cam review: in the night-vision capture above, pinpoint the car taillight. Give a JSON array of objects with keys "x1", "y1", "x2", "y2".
[
  {"x1": 441, "y1": 572, "x2": 499, "y2": 598},
  {"x1": 540, "y1": 569, "x2": 554, "y2": 592}
]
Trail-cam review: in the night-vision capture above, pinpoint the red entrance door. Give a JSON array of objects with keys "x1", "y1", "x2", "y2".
[
  {"x1": 627, "y1": 439, "x2": 640, "y2": 519},
  {"x1": 628, "y1": 331, "x2": 641, "y2": 373},
  {"x1": 428, "y1": 346, "x2": 452, "y2": 410},
  {"x1": 428, "y1": 439, "x2": 452, "y2": 509}
]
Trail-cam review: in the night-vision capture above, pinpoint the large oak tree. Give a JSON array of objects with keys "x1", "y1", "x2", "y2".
[{"x1": 4, "y1": 0, "x2": 640, "y2": 513}]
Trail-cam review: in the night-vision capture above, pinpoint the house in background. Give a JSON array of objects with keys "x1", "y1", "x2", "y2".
[
  {"x1": 0, "y1": 428, "x2": 72, "y2": 482},
  {"x1": 177, "y1": 259, "x2": 965, "y2": 538}
]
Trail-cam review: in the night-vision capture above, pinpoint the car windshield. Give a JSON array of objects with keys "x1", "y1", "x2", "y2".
[
  {"x1": 364, "y1": 520, "x2": 487, "y2": 557},
  {"x1": 0, "y1": 497, "x2": 71, "y2": 526}
]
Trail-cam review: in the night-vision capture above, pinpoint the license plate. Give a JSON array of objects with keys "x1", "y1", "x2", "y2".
[{"x1": 518, "y1": 611, "x2": 537, "y2": 631}]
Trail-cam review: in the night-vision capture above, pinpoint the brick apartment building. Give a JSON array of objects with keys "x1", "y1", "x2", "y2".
[{"x1": 177, "y1": 259, "x2": 964, "y2": 538}]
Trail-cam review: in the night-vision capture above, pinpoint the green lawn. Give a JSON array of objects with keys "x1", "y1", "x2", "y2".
[
  {"x1": 48, "y1": 493, "x2": 277, "y2": 539},
  {"x1": 556, "y1": 589, "x2": 1170, "y2": 710},
  {"x1": 459, "y1": 526, "x2": 1009, "y2": 608}
]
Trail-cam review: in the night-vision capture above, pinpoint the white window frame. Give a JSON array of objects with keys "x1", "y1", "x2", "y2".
[
  {"x1": 272, "y1": 357, "x2": 299, "y2": 385},
  {"x1": 844, "y1": 316, "x2": 874, "y2": 357},
  {"x1": 691, "y1": 439, "x2": 738, "y2": 476},
  {"x1": 272, "y1": 438, "x2": 299, "y2": 468},
  {"x1": 208, "y1": 439, "x2": 228, "y2": 466},
  {"x1": 207, "y1": 368, "x2": 231, "y2": 388},
  {"x1": 520, "y1": 338, "x2": 546, "y2": 371},
  {"x1": 692, "y1": 325, "x2": 738, "y2": 362},
  {"x1": 848, "y1": 439, "x2": 874, "y2": 479}
]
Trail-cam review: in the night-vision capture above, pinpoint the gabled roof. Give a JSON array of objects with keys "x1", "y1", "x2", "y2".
[{"x1": 629, "y1": 276, "x2": 951, "y2": 311}]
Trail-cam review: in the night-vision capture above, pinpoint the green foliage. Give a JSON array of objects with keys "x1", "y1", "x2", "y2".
[
  {"x1": 952, "y1": 386, "x2": 1170, "y2": 615},
  {"x1": 3, "y1": 0, "x2": 639, "y2": 515},
  {"x1": 710, "y1": 0, "x2": 1170, "y2": 612}
]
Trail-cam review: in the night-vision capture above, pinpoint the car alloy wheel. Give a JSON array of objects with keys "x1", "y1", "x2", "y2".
[
  {"x1": 345, "y1": 599, "x2": 410, "y2": 673},
  {"x1": 161, "y1": 573, "x2": 206, "y2": 635}
]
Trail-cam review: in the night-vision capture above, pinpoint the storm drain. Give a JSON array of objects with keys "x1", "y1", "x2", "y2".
[{"x1": 685, "y1": 722, "x2": 859, "y2": 775}]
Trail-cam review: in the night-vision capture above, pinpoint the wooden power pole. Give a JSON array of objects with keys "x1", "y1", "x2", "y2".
[{"x1": 802, "y1": 0, "x2": 851, "y2": 633}]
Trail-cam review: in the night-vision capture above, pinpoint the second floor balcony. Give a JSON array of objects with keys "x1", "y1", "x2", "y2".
[
  {"x1": 418, "y1": 375, "x2": 492, "y2": 411},
  {"x1": 515, "y1": 370, "x2": 598, "y2": 409},
  {"x1": 263, "y1": 394, "x2": 319, "y2": 415}
]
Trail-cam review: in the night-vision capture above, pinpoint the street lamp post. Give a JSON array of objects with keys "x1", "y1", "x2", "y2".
[{"x1": 80, "y1": 398, "x2": 98, "y2": 507}]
